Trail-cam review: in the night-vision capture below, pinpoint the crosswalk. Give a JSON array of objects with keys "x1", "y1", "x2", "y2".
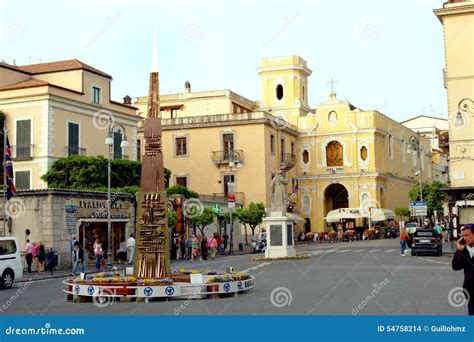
[{"x1": 303, "y1": 248, "x2": 403, "y2": 256}]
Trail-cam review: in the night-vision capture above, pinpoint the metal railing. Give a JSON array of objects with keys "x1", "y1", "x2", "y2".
[
  {"x1": 11, "y1": 144, "x2": 34, "y2": 160},
  {"x1": 211, "y1": 150, "x2": 244, "y2": 166},
  {"x1": 280, "y1": 153, "x2": 296, "y2": 169},
  {"x1": 212, "y1": 192, "x2": 245, "y2": 205},
  {"x1": 326, "y1": 167, "x2": 344, "y2": 174},
  {"x1": 65, "y1": 146, "x2": 87, "y2": 156}
]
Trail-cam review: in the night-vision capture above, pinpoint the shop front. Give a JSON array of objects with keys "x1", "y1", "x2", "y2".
[{"x1": 3, "y1": 189, "x2": 136, "y2": 269}]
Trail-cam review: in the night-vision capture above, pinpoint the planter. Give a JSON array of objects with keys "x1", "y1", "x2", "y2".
[{"x1": 171, "y1": 275, "x2": 190, "y2": 283}]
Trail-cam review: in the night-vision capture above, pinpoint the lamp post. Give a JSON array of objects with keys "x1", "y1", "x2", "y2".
[
  {"x1": 104, "y1": 120, "x2": 129, "y2": 268},
  {"x1": 227, "y1": 146, "x2": 242, "y2": 256},
  {"x1": 408, "y1": 131, "x2": 425, "y2": 225},
  {"x1": 454, "y1": 98, "x2": 474, "y2": 127}
]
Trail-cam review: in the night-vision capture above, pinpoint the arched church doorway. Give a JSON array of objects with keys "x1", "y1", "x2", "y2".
[{"x1": 324, "y1": 183, "x2": 349, "y2": 214}]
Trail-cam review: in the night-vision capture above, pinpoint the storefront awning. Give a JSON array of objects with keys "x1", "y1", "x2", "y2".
[
  {"x1": 455, "y1": 200, "x2": 474, "y2": 207},
  {"x1": 324, "y1": 207, "x2": 395, "y2": 222},
  {"x1": 78, "y1": 219, "x2": 129, "y2": 223}
]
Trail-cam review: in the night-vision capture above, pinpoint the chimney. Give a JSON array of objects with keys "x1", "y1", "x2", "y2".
[
  {"x1": 184, "y1": 80, "x2": 191, "y2": 93},
  {"x1": 123, "y1": 95, "x2": 132, "y2": 105}
]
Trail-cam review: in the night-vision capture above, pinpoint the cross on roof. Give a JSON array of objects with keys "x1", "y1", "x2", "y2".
[{"x1": 327, "y1": 78, "x2": 337, "y2": 92}]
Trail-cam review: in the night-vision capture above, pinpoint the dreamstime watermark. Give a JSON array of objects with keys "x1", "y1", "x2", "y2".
[
  {"x1": 262, "y1": 13, "x2": 300, "y2": 48},
  {"x1": 352, "y1": 278, "x2": 389, "y2": 315},
  {"x1": 84, "y1": 12, "x2": 122, "y2": 49},
  {"x1": 174, "y1": 288, "x2": 201, "y2": 315},
  {"x1": 358, "y1": 20, "x2": 383, "y2": 41},
  {"x1": 448, "y1": 287, "x2": 469, "y2": 308},
  {"x1": 270, "y1": 287, "x2": 293, "y2": 308},
  {"x1": 4, "y1": 323, "x2": 85, "y2": 336},
  {"x1": 183, "y1": 198, "x2": 204, "y2": 219},
  {"x1": 0, "y1": 279, "x2": 33, "y2": 313},
  {"x1": 3, "y1": 22, "x2": 23, "y2": 41},
  {"x1": 4, "y1": 198, "x2": 26, "y2": 219},
  {"x1": 181, "y1": 21, "x2": 202, "y2": 42},
  {"x1": 92, "y1": 110, "x2": 114, "y2": 131},
  {"x1": 92, "y1": 287, "x2": 116, "y2": 308}
]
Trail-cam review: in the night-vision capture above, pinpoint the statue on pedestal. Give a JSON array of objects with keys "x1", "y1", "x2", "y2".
[{"x1": 270, "y1": 168, "x2": 289, "y2": 215}]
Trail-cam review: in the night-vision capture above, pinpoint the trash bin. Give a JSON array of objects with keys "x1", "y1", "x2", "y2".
[
  {"x1": 45, "y1": 250, "x2": 58, "y2": 275},
  {"x1": 238, "y1": 243, "x2": 243, "y2": 251}
]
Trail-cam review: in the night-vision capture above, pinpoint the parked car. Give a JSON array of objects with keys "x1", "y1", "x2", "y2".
[
  {"x1": 405, "y1": 222, "x2": 421, "y2": 248},
  {"x1": 411, "y1": 229, "x2": 442, "y2": 256},
  {"x1": 0, "y1": 237, "x2": 23, "y2": 288}
]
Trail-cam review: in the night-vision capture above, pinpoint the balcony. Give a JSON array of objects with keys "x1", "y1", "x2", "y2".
[
  {"x1": 11, "y1": 144, "x2": 34, "y2": 160},
  {"x1": 213, "y1": 192, "x2": 245, "y2": 205},
  {"x1": 280, "y1": 153, "x2": 296, "y2": 170},
  {"x1": 326, "y1": 167, "x2": 344, "y2": 174},
  {"x1": 65, "y1": 146, "x2": 87, "y2": 157},
  {"x1": 211, "y1": 150, "x2": 244, "y2": 167}
]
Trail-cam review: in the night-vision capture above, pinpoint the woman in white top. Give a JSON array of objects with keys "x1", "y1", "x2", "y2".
[{"x1": 93, "y1": 239, "x2": 103, "y2": 270}]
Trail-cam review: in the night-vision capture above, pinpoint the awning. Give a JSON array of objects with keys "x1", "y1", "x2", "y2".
[
  {"x1": 455, "y1": 200, "x2": 474, "y2": 207},
  {"x1": 324, "y1": 207, "x2": 395, "y2": 222}
]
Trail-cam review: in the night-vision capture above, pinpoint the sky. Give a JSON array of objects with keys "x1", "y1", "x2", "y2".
[{"x1": 0, "y1": 0, "x2": 447, "y2": 121}]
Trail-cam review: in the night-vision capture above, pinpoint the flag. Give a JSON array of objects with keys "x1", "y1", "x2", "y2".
[{"x1": 4, "y1": 136, "x2": 16, "y2": 200}]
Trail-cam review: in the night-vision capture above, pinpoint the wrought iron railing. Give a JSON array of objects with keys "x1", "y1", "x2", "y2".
[{"x1": 211, "y1": 150, "x2": 244, "y2": 166}]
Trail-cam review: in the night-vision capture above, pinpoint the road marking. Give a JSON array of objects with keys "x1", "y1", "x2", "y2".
[
  {"x1": 385, "y1": 249, "x2": 397, "y2": 253},
  {"x1": 336, "y1": 249, "x2": 351, "y2": 253},
  {"x1": 353, "y1": 250, "x2": 366, "y2": 253},
  {"x1": 323, "y1": 249, "x2": 337, "y2": 253},
  {"x1": 242, "y1": 262, "x2": 271, "y2": 273},
  {"x1": 369, "y1": 249, "x2": 380, "y2": 252}
]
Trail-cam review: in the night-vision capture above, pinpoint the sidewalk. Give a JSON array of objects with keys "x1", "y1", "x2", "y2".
[{"x1": 17, "y1": 264, "x2": 130, "y2": 283}]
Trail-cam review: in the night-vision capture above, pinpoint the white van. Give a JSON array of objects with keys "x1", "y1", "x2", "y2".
[{"x1": 0, "y1": 237, "x2": 23, "y2": 288}]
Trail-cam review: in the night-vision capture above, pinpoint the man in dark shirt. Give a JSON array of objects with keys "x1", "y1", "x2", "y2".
[{"x1": 452, "y1": 223, "x2": 474, "y2": 315}]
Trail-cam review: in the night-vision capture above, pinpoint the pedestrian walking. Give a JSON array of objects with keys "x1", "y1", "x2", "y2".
[
  {"x1": 37, "y1": 242, "x2": 45, "y2": 274},
  {"x1": 201, "y1": 235, "x2": 208, "y2": 260},
  {"x1": 399, "y1": 227, "x2": 408, "y2": 256},
  {"x1": 191, "y1": 233, "x2": 199, "y2": 262},
  {"x1": 71, "y1": 242, "x2": 79, "y2": 275},
  {"x1": 208, "y1": 234, "x2": 218, "y2": 260},
  {"x1": 93, "y1": 239, "x2": 103, "y2": 270},
  {"x1": 179, "y1": 236, "x2": 186, "y2": 260},
  {"x1": 313, "y1": 232, "x2": 319, "y2": 243},
  {"x1": 127, "y1": 233, "x2": 135, "y2": 264},
  {"x1": 24, "y1": 240, "x2": 33, "y2": 273},
  {"x1": 32, "y1": 242, "x2": 39, "y2": 272},
  {"x1": 186, "y1": 235, "x2": 193, "y2": 260},
  {"x1": 77, "y1": 244, "x2": 85, "y2": 273},
  {"x1": 452, "y1": 224, "x2": 474, "y2": 315}
]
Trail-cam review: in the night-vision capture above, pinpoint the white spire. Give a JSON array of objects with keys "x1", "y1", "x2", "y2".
[{"x1": 151, "y1": 25, "x2": 158, "y2": 72}]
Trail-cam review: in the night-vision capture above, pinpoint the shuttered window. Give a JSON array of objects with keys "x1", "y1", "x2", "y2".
[
  {"x1": 113, "y1": 131, "x2": 122, "y2": 159},
  {"x1": 68, "y1": 122, "x2": 79, "y2": 156},
  {"x1": 15, "y1": 171, "x2": 30, "y2": 190},
  {"x1": 16, "y1": 120, "x2": 31, "y2": 158}
]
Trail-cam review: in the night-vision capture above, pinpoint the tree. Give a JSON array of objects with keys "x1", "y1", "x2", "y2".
[
  {"x1": 167, "y1": 211, "x2": 177, "y2": 232},
  {"x1": 235, "y1": 202, "x2": 266, "y2": 243},
  {"x1": 189, "y1": 207, "x2": 217, "y2": 236},
  {"x1": 166, "y1": 184, "x2": 199, "y2": 198},
  {"x1": 408, "y1": 181, "x2": 448, "y2": 217},
  {"x1": 394, "y1": 207, "x2": 410, "y2": 221},
  {"x1": 40, "y1": 155, "x2": 171, "y2": 194}
]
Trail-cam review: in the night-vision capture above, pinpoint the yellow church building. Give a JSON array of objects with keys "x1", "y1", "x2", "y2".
[{"x1": 136, "y1": 55, "x2": 434, "y2": 233}]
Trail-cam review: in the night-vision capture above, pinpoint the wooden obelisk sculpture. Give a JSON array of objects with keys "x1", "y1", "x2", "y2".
[{"x1": 134, "y1": 33, "x2": 170, "y2": 278}]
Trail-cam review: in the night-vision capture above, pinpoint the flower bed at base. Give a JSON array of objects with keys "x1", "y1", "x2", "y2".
[{"x1": 251, "y1": 254, "x2": 309, "y2": 262}]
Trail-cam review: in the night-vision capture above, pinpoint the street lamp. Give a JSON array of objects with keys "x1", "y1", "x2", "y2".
[
  {"x1": 104, "y1": 120, "x2": 129, "y2": 267},
  {"x1": 454, "y1": 98, "x2": 473, "y2": 127},
  {"x1": 227, "y1": 147, "x2": 242, "y2": 255},
  {"x1": 407, "y1": 131, "x2": 425, "y2": 225}
]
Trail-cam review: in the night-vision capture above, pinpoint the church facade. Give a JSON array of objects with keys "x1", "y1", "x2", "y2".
[{"x1": 135, "y1": 55, "x2": 435, "y2": 233}]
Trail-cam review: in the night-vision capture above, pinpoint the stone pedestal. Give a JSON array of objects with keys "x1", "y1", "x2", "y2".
[{"x1": 264, "y1": 213, "x2": 296, "y2": 258}]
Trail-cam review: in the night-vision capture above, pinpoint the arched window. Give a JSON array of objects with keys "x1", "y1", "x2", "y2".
[
  {"x1": 302, "y1": 150, "x2": 309, "y2": 164},
  {"x1": 276, "y1": 84, "x2": 284, "y2": 100},
  {"x1": 360, "y1": 146, "x2": 368, "y2": 161},
  {"x1": 326, "y1": 141, "x2": 343, "y2": 167}
]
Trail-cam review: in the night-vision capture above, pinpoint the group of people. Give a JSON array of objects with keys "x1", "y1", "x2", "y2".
[
  {"x1": 178, "y1": 232, "x2": 228, "y2": 262},
  {"x1": 70, "y1": 234, "x2": 136, "y2": 273},
  {"x1": 23, "y1": 240, "x2": 46, "y2": 274}
]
